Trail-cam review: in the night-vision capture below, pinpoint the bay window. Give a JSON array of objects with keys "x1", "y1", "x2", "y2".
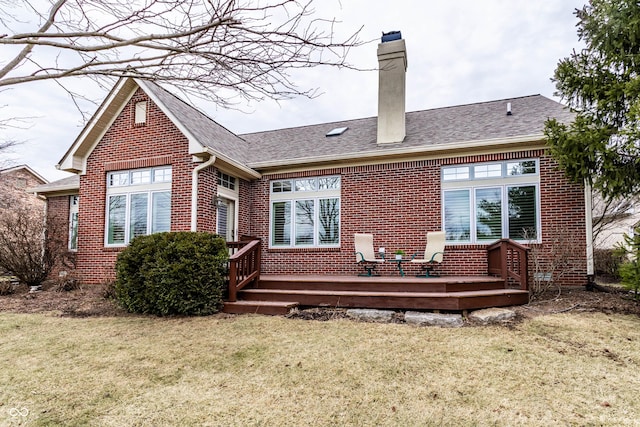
[
  {"x1": 442, "y1": 160, "x2": 540, "y2": 243},
  {"x1": 270, "y1": 176, "x2": 340, "y2": 248},
  {"x1": 105, "y1": 166, "x2": 171, "y2": 246}
]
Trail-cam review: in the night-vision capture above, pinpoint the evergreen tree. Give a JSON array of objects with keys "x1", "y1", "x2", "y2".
[{"x1": 545, "y1": 0, "x2": 640, "y2": 198}]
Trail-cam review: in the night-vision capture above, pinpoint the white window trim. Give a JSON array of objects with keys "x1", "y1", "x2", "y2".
[
  {"x1": 216, "y1": 185, "x2": 239, "y2": 241},
  {"x1": 68, "y1": 195, "x2": 79, "y2": 251},
  {"x1": 442, "y1": 159, "x2": 541, "y2": 244},
  {"x1": 269, "y1": 175, "x2": 341, "y2": 249},
  {"x1": 134, "y1": 101, "x2": 147, "y2": 124},
  {"x1": 442, "y1": 159, "x2": 539, "y2": 182},
  {"x1": 217, "y1": 171, "x2": 237, "y2": 191},
  {"x1": 104, "y1": 166, "x2": 172, "y2": 247}
]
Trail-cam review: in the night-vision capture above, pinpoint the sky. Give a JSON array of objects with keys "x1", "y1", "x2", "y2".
[{"x1": 0, "y1": 0, "x2": 586, "y2": 182}]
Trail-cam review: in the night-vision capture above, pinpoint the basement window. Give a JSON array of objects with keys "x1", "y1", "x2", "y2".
[{"x1": 326, "y1": 127, "x2": 348, "y2": 137}]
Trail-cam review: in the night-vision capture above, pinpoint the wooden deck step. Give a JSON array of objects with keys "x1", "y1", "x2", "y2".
[
  {"x1": 223, "y1": 300, "x2": 299, "y2": 316},
  {"x1": 257, "y1": 275, "x2": 505, "y2": 293},
  {"x1": 237, "y1": 287, "x2": 528, "y2": 311}
]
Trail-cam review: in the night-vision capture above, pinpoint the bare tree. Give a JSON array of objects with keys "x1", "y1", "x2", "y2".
[
  {"x1": 0, "y1": 136, "x2": 16, "y2": 168},
  {"x1": 526, "y1": 226, "x2": 583, "y2": 300},
  {"x1": 0, "y1": 206, "x2": 67, "y2": 288},
  {"x1": 0, "y1": 114, "x2": 28, "y2": 152},
  {"x1": 592, "y1": 189, "x2": 640, "y2": 246},
  {"x1": 0, "y1": 0, "x2": 363, "y2": 111}
]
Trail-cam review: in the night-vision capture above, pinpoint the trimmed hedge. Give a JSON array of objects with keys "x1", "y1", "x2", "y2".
[{"x1": 115, "y1": 232, "x2": 228, "y2": 316}]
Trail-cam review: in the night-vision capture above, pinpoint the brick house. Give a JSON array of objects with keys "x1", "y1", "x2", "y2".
[
  {"x1": 0, "y1": 164, "x2": 48, "y2": 278},
  {"x1": 0, "y1": 164, "x2": 47, "y2": 212},
  {"x1": 593, "y1": 194, "x2": 640, "y2": 250},
  {"x1": 34, "y1": 35, "x2": 591, "y2": 289}
]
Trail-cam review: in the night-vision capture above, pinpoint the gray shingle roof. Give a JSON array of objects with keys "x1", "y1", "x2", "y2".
[
  {"x1": 240, "y1": 95, "x2": 573, "y2": 165},
  {"x1": 47, "y1": 85, "x2": 573, "y2": 196},
  {"x1": 143, "y1": 81, "x2": 250, "y2": 163},
  {"x1": 30, "y1": 174, "x2": 79, "y2": 193}
]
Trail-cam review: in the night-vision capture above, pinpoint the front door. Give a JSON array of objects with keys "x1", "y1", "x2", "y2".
[{"x1": 216, "y1": 197, "x2": 236, "y2": 241}]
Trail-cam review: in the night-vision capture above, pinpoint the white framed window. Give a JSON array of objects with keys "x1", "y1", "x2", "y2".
[
  {"x1": 270, "y1": 176, "x2": 341, "y2": 248},
  {"x1": 105, "y1": 166, "x2": 171, "y2": 246},
  {"x1": 474, "y1": 164, "x2": 502, "y2": 179},
  {"x1": 69, "y1": 195, "x2": 79, "y2": 251},
  {"x1": 131, "y1": 170, "x2": 151, "y2": 185},
  {"x1": 134, "y1": 101, "x2": 147, "y2": 124},
  {"x1": 215, "y1": 171, "x2": 239, "y2": 241},
  {"x1": 217, "y1": 171, "x2": 236, "y2": 190},
  {"x1": 442, "y1": 160, "x2": 540, "y2": 243},
  {"x1": 443, "y1": 166, "x2": 470, "y2": 181}
]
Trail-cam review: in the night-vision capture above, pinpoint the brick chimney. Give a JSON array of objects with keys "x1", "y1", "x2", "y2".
[{"x1": 377, "y1": 31, "x2": 408, "y2": 144}]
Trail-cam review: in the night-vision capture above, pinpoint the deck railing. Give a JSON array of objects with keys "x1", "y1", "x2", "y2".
[
  {"x1": 226, "y1": 237, "x2": 261, "y2": 302},
  {"x1": 487, "y1": 239, "x2": 530, "y2": 291}
]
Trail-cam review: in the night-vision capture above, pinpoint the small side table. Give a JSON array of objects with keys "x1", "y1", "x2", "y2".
[{"x1": 388, "y1": 258, "x2": 408, "y2": 277}]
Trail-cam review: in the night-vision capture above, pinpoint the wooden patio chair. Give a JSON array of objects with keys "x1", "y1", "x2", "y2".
[
  {"x1": 410, "y1": 231, "x2": 446, "y2": 277},
  {"x1": 354, "y1": 233, "x2": 385, "y2": 276}
]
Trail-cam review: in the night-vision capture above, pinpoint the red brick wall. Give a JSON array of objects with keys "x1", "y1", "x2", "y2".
[
  {"x1": 44, "y1": 195, "x2": 78, "y2": 279},
  {"x1": 0, "y1": 168, "x2": 46, "y2": 212},
  {"x1": 75, "y1": 88, "x2": 203, "y2": 284},
  {"x1": 250, "y1": 150, "x2": 588, "y2": 285},
  {"x1": 51, "y1": 87, "x2": 587, "y2": 287},
  {"x1": 196, "y1": 167, "x2": 217, "y2": 233},
  {"x1": 538, "y1": 155, "x2": 587, "y2": 286},
  {"x1": 238, "y1": 178, "x2": 252, "y2": 238}
]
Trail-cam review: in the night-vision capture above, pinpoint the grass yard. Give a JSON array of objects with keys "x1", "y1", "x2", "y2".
[{"x1": 1, "y1": 312, "x2": 639, "y2": 426}]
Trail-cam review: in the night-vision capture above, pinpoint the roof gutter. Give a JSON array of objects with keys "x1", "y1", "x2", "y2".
[
  {"x1": 29, "y1": 181, "x2": 80, "y2": 197},
  {"x1": 191, "y1": 155, "x2": 216, "y2": 231},
  {"x1": 209, "y1": 150, "x2": 262, "y2": 180},
  {"x1": 248, "y1": 133, "x2": 546, "y2": 170}
]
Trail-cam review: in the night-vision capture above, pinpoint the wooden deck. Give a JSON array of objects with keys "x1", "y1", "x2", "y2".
[{"x1": 223, "y1": 274, "x2": 529, "y2": 315}]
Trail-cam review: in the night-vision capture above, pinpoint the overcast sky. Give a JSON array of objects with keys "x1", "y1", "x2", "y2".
[{"x1": 1, "y1": 0, "x2": 586, "y2": 182}]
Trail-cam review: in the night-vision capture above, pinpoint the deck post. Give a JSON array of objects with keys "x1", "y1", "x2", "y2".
[
  {"x1": 226, "y1": 237, "x2": 261, "y2": 303},
  {"x1": 228, "y1": 260, "x2": 238, "y2": 302},
  {"x1": 487, "y1": 239, "x2": 530, "y2": 291}
]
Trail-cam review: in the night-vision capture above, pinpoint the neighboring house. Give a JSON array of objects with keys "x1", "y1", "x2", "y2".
[
  {"x1": 593, "y1": 194, "x2": 640, "y2": 249},
  {"x1": 0, "y1": 164, "x2": 48, "y2": 277},
  {"x1": 33, "y1": 35, "x2": 589, "y2": 287},
  {"x1": 0, "y1": 164, "x2": 47, "y2": 212}
]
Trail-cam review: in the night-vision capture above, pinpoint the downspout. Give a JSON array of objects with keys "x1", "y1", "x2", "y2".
[
  {"x1": 191, "y1": 155, "x2": 216, "y2": 231},
  {"x1": 584, "y1": 180, "x2": 595, "y2": 287}
]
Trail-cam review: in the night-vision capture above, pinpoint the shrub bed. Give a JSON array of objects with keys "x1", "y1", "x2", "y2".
[{"x1": 115, "y1": 232, "x2": 228, "y2": 316}]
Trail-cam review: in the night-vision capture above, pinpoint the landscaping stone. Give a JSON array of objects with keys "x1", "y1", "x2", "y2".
[
  {"x1": 346, "y1": 308, "x2": 394, "y2": 322},
  {"x1": 404, "y1": 311, "x2": 464, "y2": 328},
  {"x1": 468, "y1": 307, "x2": 516, "y2": 324}
]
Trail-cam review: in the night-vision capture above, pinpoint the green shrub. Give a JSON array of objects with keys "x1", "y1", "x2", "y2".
[
  {"x1": 593, "y1": 247, "x2": 626, "y2": 280},
  {"x1": 619, "y1": 261, "x2": 640, "y2": 300},
  {"x1": 618, "y1": 226, "x2": 640, "y2": 300},
  {"x1": 115, "y1": 232, "x2": 228, "y2": 315}
]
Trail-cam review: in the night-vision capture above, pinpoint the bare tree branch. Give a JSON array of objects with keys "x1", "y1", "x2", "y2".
[
  {"x1": 592, "y1": 189, "x2": 639, "y2": 245},
  {"x1": 0, "y1": 0, "x2": 364, "y2": 108},
  {"x1": 0, "y1": 97, "x2": 31, "y2": 161}
]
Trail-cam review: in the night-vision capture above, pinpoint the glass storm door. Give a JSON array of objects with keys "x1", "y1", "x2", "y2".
[{"x1": 216, "y1": 197, "x2": 236, "y2": 241}]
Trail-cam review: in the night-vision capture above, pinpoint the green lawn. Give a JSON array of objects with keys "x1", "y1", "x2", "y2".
[{"x1": 1, "y1": 312, "x2": 639, "y2": 426}]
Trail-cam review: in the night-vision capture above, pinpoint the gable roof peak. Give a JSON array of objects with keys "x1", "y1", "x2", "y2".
[
  {"x1": 0, "y1": 164, "x2": 48, "y2": 184},
  {"x1": 57, "y1": 77, "x2": 257, "y2": 178}
]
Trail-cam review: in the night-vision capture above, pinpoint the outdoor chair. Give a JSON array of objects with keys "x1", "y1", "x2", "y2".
[
  {"x1": 410, "y1": 231, "x2": 446, "y2": 277},
  {"x1": 354, "y1": 233, "x2": 385, "y2": 276}
]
